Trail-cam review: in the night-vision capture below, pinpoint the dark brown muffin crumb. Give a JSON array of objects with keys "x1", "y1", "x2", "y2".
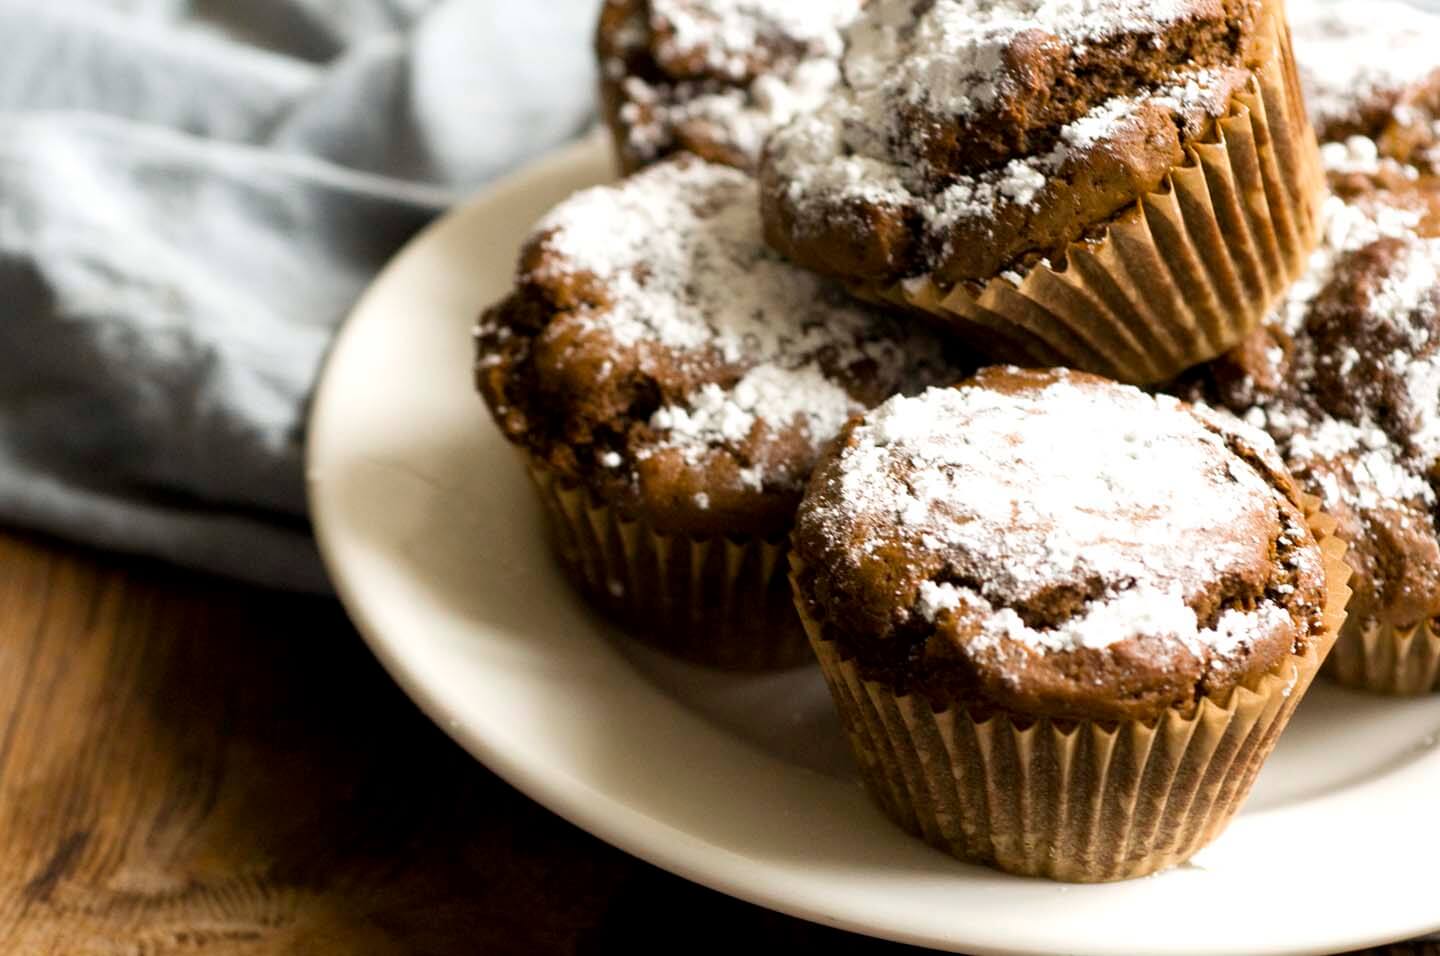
[{"x1": 793, "y1": 367, "x2": 1327, "y2": 724}]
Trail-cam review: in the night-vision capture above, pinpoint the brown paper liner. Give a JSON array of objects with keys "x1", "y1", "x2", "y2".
[
  {"x1": 1325, "y1": 617, "x2": 1440, "y2": 696},
  {"x1": 855, "y1": 8, "x2": 1323, "y2": 386},
  {"x1": 525, "y1": 457, "x2": 811, "y2": 671},
  {"x1": 791, "y1": 497, "x2": 1351, "y2": 882}
]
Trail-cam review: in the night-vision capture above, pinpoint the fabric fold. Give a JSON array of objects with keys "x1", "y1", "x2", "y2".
[{"x1": 0, "y1": 0, "x2": 598, "y2": 590}]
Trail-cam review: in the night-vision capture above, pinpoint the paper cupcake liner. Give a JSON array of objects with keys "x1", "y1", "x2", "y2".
[
  {"x1": 791, "y1": 497, "x2": 1350, "y2": 882},
  {"x1": 525, "y1": 458, "x2": 811, "y2": 671},
  {"x1": 857, "y1": 9, "x2": 1323, "y2": 386},
  {"x1": 1324, "y1": 617, "x2": 1440, "y2": 696}
]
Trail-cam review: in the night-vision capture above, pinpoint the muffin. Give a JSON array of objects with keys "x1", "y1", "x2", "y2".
[
  {"x1": 477, "y1": 157, "x2": 955, "y2": 670},
  {"x1": 1180, "y1": 163, "x2": 1440, "y2": 694},
  {"x1": 1291, "y1": 0, "x2": 1440, "y2": 172},
  {"x1": 791, "y1": 367, "x2": 1349, "y2": 882},
  {"x1": 760, "y1": 0, "x2": 1323, "y2": 384},
  {"x1": 595, "y1": 0, "x2": 862, "y2": 173}
]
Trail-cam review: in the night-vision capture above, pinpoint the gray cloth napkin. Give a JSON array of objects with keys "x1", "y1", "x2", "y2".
[{"x1": 0, "y1": 0, "x2": 598, "y2": 591}]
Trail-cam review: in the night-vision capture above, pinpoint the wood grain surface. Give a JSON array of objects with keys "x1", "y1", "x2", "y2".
[{"x1": 0, "y1": 528, "x2": 1432, "y2": 955}]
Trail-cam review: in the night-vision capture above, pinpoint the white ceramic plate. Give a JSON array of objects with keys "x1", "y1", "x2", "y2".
[{"x1": 308, "y1": 132, "x2": 1440, "y2": 956}]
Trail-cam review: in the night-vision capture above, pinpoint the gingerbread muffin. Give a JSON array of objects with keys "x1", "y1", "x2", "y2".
[
  {"x1": 791, "y1": 367, "x2": 1349, "y2": 881},
  {"x1": 760, "y1": 0, "x2": 1323, "y2": 384},
  {"x1": 596, "y1": 0, "x2": 862, "y2": 173},
  {"x1": 1291, "y1": 0, "x2": 1440, "y2": 172},
  {"x1": 477, "y1": 157, "x2": 955, "y2": 670},
  {"x1": 1180, "y1": 161, "x2": 1440, "y2": 694}
]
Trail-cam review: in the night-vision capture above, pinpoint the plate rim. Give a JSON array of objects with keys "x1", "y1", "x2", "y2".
[{"x1": 307, "y1": 131, "x2": 1440, "y2": 956}]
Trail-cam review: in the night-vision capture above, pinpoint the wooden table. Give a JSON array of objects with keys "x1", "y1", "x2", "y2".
[{"x1": 0, "y1": 528, "x2": 1431, "y2": 955}]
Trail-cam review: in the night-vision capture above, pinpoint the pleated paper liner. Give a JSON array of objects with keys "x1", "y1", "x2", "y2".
[
  {"x1": 853, "y1": 6, "x2": 1323, "y2": 386},
  {"x1": 525, "y1": 459, "x2": 811, "y2": 671},
  {"x1": 791, "y1": 497, "x2": 1351, "y2": 883},
  {"x1": 1325, "y1": 617, "x2": 1440, "y2": 696}
]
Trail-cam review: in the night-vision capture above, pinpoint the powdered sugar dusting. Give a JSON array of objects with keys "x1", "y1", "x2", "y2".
[
  {"x1": 811, "y1": 374, "x2": 1306, "y2": 661},
  {"x1": 604, "y1": 0, "x2": 861, "y2": 170},
  {"x1": 535, "y1": 161, "x2": 850, "y2": 360},
  {"x1": 1277, "y1": 191, "x2": 1423, "y2": 336},
  {"x1": 647, "y1": 364, "x2": 858, "y2": 468},
  {"x1": 1291, "y1": 0, "x2": 1440, "y2": 133},
  {"x1": 1321, "y1": 135, "x2": 1429, "y2": 188},
  {"x1": 651, "y1": 0, "x2": 860, "y2": 78},
  {"x1": 1061, "y1": 96, "x2": 1146, "y2": 149},
  {"x1": 1371, "y1": 237, "x2": 1440, "y2": 340},
  {"x1": 1288, "y1": 421, "x2": 1435, "y2": 512},
  {"x1": 845, "y1": 0, "x2": 1196, "y2": 120},
  {"x1": 617, "y1": 50, "x2": 845, "y2": 169},
  {"x1": 522, "y1": 158, "x2": 944, "y2": 493},
  {"x1": 772, "y1": 66, "x2": 1233, "y2": 248}
]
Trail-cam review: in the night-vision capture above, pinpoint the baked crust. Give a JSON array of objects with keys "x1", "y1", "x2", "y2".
[
  {"x1": 792, "y1": 367, "x2": 1327, "y2": 723},
  {"x1": 760, "y1": 0, "x2": 1272, "y2": 286},
  {"x1": 595, "y1": 0, "x2": 860, "y2": 172},
  {"x1": 477, "y1": 157, "x2": 956, "y2": 540}
]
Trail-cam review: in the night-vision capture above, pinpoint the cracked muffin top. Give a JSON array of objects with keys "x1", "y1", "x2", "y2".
[
  {"x1": 476, "y1": 157, "x2": 957, "y2": 540},
  {"x1": 596, "y1": 0, "x2": 864, "y2": 172},
  {"x1": 760, "y1": 0, "x2": 1276, "y2": 286},
  {"x1": 792, "y1": 366, "x2": 1328, "y2": 723}
]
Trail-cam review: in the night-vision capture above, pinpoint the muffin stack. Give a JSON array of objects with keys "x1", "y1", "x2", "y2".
[
  {"x1": 1178, "y1": 0, "x2": 1440, "y2": 695},
  {"x1": 761, "y1": 0, "x2": 1321, "y2": 382},
  {"x1": 476, "y1": 0, "x2": 1440, "y2": 882}
]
